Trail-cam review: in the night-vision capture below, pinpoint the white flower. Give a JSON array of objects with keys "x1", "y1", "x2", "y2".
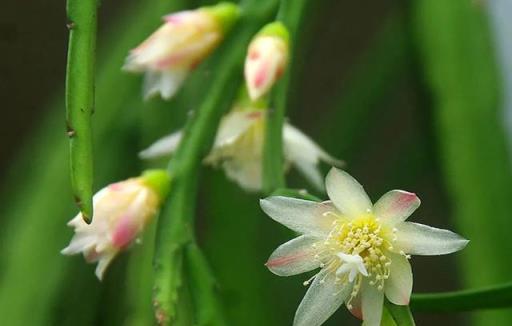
[
  {"x1": 61, "y1": 170, "x2": 170, "y2": 280},
  {"x1": 139, "y1": 108, "x2": 342, "y2": 191},
  {"x1": 244, "y1": 22, "x2": 289, "y2": 100},
  {"x1": 261, "y1": 168, "x2": 468, "y2": 326},
  {"x1": 123, "y1": 3, "x2": 239, "y2": 100}
]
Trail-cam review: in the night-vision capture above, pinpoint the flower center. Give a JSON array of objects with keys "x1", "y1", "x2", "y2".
[{"x1": 308, "y1": 213, "x2": 398, "y2": 305}]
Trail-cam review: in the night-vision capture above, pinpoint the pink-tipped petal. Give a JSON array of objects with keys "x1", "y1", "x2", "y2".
[
  {"x1": 325, "y1": 168, "x2": 373, "y2": 219},
  {"x1": 385, "y1": 252, "x2": 413, "y2": 305},
  {"x1": 266, "y1": 236, "x2": 320, "y2": 276},
  {"x1": 260, "y1": 197, "x2": 338, "y2": 237},
  {"x1": 395, "y1": 222, "x2": 469, "y2": 256},
  {"x1": 374, "y1": 190, "x2": 421, "y2": 225}
]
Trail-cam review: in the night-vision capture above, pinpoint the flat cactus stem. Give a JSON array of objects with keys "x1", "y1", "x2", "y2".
[{"x1": 65, "y1": 0, "x2": 98, "y2": 223}]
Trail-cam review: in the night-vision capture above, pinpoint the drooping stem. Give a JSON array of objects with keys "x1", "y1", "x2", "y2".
[
  {"x1": 65, "y1": 0, "x2": 98, "y2": 222},
  {"x1": 411, "y1": 281, "x2": 512, "y2": 312}
]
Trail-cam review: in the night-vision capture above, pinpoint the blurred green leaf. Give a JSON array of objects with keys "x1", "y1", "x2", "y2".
[{"x1": 413, "y1": 0, "x2": 512, "y2": 324}]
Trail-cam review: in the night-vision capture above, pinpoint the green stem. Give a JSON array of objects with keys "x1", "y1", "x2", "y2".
[
  {"x1": 385, "y1": 301, "x2": 416, "y2": 326},
  {"x1": 411, "y1": 282, "x2": 512, "y2": 312},
  {"x1": 262, "y1": 0, "x2": 314, "y2": 193},
  {"x1": 152, "y1": 1, "x2": 278, "y2": 324},
  {"x1": 65, "y1": 0, "x2": 98, "y2": 222},
  {"x1": 185, "y1": 243, "x2": 227, "y2": 326}
]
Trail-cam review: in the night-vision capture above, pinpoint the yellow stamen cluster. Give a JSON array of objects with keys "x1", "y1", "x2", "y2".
[{"x1": 309, "y1": 212, "x2": 399, "y2": 304}]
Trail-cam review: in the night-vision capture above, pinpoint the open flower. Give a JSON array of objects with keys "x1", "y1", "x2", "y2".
[
  {"x1": 123, "y1": 2, "x2": 239, "y2": 100},
  {"x1": 244, "y1": 22, "x2": 289, "y2": 100},
  {"x1": 61, "y1": 170, "x2": 170, "y2": 280},
  {"x1": 261, "y1": 168, "x2": 468, "y2": 326},
  {"x1": 139, "y1": 107, "x2": 342, "y2": 191}
]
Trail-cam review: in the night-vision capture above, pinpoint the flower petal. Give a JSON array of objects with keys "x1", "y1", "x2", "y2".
[
  {"x1": 260, "y1": 196, "x2": 338, "y2": 237},
  {"x1": 346, "y1": 292, "x2": 362, "y2": 320},
  {"x1": 294, "y1": 268, "x2": 352, "y2": 326},
  {"x1": 143, "y1": 69, "x2": 187, "y2": 100},
  {"x1": 212, "y1": 110, "x2": 262, "y2": 148},
  {"x1": 325, "y1": 168, "x2": 372, "y2": 219},
  {"x1": 266, "y1": 236, "x2": 320, "y2": 276},
  {"x1": 395, "y1": 222, "x2": 469, "y2": 255},
  {"x1": 222, "y1": 159, "x2": 262, "y2": 192},
  {"x1": 284, "y1": 124, "x2": 343, "y2": 190},
  {"x1": 95, "y1": 252, "x2": 116, "y2": 281},
  {"x1": 374, "y1": 190, "x2": 421, "y2": 225},
  {"x1": 385, "y1": 252, "x2": 412, "y2": 305},
  {"x1": 139, "y1": 131, "x2": 183, "y2": 159},
  {"x1": 361, "y1": 280, "x2": 384, "y2": 326}
]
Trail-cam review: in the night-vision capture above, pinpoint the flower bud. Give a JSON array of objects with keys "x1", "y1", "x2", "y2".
[
  {"x1": 61, "y1": 170, "x2": 171, "y2": 280},
  {"x1": 123, "y1": 2, "x2": 240, "y2": 100},
  {"x1": 244, "y1": 22, "x2": 289, "y2": 101}
]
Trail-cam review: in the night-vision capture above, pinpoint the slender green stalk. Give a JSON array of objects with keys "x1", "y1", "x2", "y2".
[
  {"x1": 385, "y1": 301, "x2": 416, "y2": 326},
  {"x1": 413, "y1": 0, "x2": 512, "y2": 324},
  {"x1": 65, "y1": 0, "x2": 98, "y2": 222},
  {"x1": 185, "y1": 243, "x2": 227, "y2": 326},
  {"x1": 411, "y1": 281, "x2": 512, "y2": 312},
  {"x1": 262, "y1": 0, "x2": 315, "y2": 193},
  {"x1": 152, "y1": 1, "x2": 278, "y2": 324},
  {"x1": 381, "y1": 306, "x2": 398, "y2": 326}
]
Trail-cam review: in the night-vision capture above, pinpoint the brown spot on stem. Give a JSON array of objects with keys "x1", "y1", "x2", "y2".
[
  {"x1": 66, "y1": 21, "x2": 75, "y2": 30},
  {"x1": 66, "y1": 120, "x2": 75, "y2": 138}
]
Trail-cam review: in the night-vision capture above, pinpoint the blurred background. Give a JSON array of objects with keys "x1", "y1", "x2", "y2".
[{"x1": 1, "y1": 0, "x2": 511, "y2": 325}]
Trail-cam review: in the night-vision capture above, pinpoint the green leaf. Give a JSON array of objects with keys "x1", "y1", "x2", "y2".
[{"x1": 412, "y1": 0, "x2": 512, "y2": 324}]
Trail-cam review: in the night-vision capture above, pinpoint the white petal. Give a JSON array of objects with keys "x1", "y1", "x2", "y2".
[
  {"x1": 213, "y1": 111, "x2": 262, "y2": 148},
  {"x1": 284, "y1": 124, "x2": 343, "y2": 190},
  {"x1": 222, "y1": 158, "x2": 262, "y2": 192},
  {"x1": 294, "y1": 268, "x2": 351, "y2": 326},
  {"x1": 60, "y1": 235, "x2": 96, "y2": 255},
  {"x1": 374, "y1": 190, "x2": 421, "y2": 225},
  {"x1": 361, "y1": 280, "x2": 384, "y2": 326},
  {"x1": 143, "y1": 69, "x2": 187, "y2": 100},
  {"x1": 266, "y1": 236, "x2": 320, "y2": 276},
  {"x1": 346, "y1": 292, "x2": 362, "y2": 319},
  {"x1": 139, "y1": 131, "x2": 183, "y2": 159},
  {"x1": 95, "y1": 252, "x2": 116, "y2": 281},
  {"x1": 395, "y1": 222, "x2": 469, "y2": 255},
  {"x1": 325, "y1": 168, "x2": 372, "y2": 219},
  {"x1": 292, "y1": 158, "x2": 324, "y2": 190},
  {"x1": 385, "y1": 252, "x2": 412, "y2": 305},
  {"x1": 260, "y1": 197, "x2": 338, "y2": 237}
]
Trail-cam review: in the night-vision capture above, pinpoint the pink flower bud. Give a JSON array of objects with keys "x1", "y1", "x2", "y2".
[
  {"x1": 61, "y1": 170, "x2": 170, "y2": 280},
  {"x1": 244, "y1": 22, "x2": 289, "y2": 101},
  {"x1": 123, "y1": 3, "x2": 239, "y2": 100}
]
